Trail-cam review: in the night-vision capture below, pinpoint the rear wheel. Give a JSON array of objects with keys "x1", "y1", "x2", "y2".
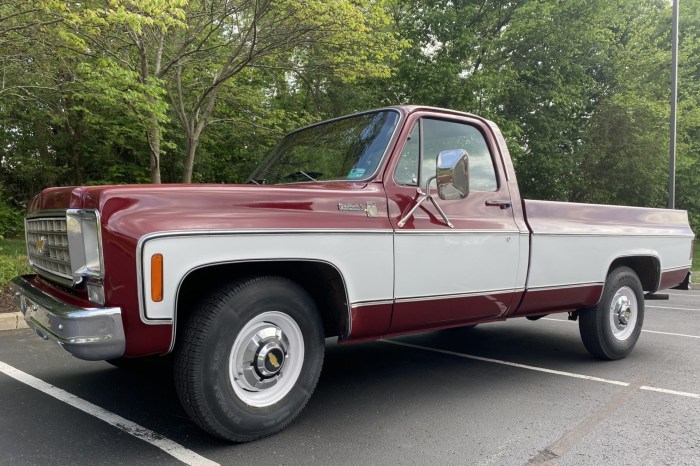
[
  {"x1": 579, "y1": 266, "x2": 644, "y2": 360},
  {"x1": 174, "y1": 276, "x2": 324, "y2": 442}
]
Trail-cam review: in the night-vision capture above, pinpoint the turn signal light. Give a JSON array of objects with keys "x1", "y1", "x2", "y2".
[{"x1": 151, "y1": 254, "x2": 163, "y2": 302}]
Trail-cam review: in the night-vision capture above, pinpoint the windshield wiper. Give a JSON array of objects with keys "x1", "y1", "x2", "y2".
[{"x1": 297, "y1": 170, "x2": 318, "y2": 182}]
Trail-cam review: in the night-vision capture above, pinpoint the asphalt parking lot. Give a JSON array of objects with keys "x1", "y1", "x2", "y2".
[{"x1": 1, "y1": 290, "x2": 699, "y2": 466}]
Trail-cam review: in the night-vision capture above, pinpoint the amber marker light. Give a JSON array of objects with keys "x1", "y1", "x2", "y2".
[{"x1": 151, "y1": 253, "x2": 164, "y2": 302}]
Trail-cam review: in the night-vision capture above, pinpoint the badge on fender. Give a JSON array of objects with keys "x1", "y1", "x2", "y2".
[{"x1": 338, "y1": 202, "x2": 378, "y2": 217}]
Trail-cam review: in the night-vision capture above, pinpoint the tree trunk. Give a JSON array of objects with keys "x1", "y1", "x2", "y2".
[
  {"x1": 148, "y1": 112, "x2": 162, "y2": 184},
  {"x1": 182, "y1": 134, "x2": 199, "y2": 183},
  {"x1": 181, "y1": 89, "x2": 219, "y2": 183}
]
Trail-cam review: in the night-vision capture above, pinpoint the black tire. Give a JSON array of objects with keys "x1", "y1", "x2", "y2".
[
  {"x1": 579, "y1": 266, "x2": 644, "y2": 360},
  {"x1": 174, "y1": 276, "x2": 324, "y2": 442}
]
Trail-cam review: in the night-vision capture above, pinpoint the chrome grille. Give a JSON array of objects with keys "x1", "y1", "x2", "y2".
[{"x1": 26, "y1": 216, "x2": 73, "y2": 281}]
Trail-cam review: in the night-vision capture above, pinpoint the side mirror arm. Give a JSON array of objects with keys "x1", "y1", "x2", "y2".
[{"x1": 397, "y1": 176, "x2": 454, "y2": 228}]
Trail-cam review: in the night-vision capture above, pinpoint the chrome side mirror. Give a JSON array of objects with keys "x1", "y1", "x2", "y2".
[{"x1": 436, "y1": 149, "x2": 469, "y2": 200}]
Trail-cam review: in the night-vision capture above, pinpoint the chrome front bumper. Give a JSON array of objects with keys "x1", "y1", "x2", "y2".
[{"x1": 11, "y1": 276, "x2": 125, "y2": 361}]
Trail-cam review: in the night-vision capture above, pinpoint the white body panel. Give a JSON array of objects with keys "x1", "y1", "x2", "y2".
[
  {"x1": 394, "y1": 230, "x2": 524, "y2": 299},
  {"x1": 140, "y1": 231, "x2": 394, "y2": 321},
  {"x1": 527, "y1": 234, "x2": 693, "y2": 289}
]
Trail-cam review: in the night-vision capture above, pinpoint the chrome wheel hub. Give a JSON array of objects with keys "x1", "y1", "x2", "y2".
[
  {"x1": 609, "y1": 286, "x2": 637, "y2": 341},
  {"x1": 236, "y1": 325, "x2": 289, "y2": 391},
  {"x1": 229, "y1": 311, "x2": 304, "y2": 407}
]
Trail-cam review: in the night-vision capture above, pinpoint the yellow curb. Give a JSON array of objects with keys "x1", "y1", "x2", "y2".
[{"x1": 0, "y1": 312, "x2": 29, "y2": 331}]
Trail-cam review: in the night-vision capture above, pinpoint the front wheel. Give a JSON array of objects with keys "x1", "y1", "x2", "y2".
[
  {"x1": 579, "y1": 266, "x2": 644, "y2": 360},
  {"x1": 174, "y1": 276, "x2": 324, "y2": 442}
]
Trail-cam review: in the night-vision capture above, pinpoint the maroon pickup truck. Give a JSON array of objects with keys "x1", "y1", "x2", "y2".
[{"x1": 12, "y1": 106, "x2": 693, "y2": 441}]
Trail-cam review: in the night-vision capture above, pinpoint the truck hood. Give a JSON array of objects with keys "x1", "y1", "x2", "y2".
[{"x1": 28, "y1": 183, "x2": 392, "y2": 239}]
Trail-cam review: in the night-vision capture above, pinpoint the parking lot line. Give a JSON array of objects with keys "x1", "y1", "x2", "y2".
[
  {"x1": 541, "y1": 318, "x2": 700, "y2": 339},
  {"x1": 640, "y1": 386, "x2": 700, "y2": 399},
  {"x1": 0, "y1": 361, "x2": 219, "y2": 466},
  {"x1": 646, "y1": 305, "x2": 699, "y2": 312},
  {"x1": 542, "y1": 317, "x2": 700, "y2": 339},
  {"x1": 637, "y1": 329, "x2": 700, "y2": 339},
  {"x1": 383, "y1": 340, "x2": 700, "y2": 400},
  {"x1": 382, "y1": 340, "x2": 630, "y2": 386}
]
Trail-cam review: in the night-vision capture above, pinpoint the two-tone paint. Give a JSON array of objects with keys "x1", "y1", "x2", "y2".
[{"x1": 23, "y1": 106, "x2": 694, "y2": 358}]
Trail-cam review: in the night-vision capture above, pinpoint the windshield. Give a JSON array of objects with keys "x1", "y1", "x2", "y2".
[{"x1": 248, "y1": 110, "x2": 400, "y2": 184}]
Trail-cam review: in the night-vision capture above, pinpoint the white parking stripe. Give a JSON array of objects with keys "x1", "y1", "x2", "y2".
[
  {"x1": 640, "y1": 329, "x2": 700, "y2": 339},
  {"x1": 384, "y1": 340, "x2": 700, "y2": 400},
  {"x1": 646, "y1": 305, "x2": 700, "y2": 311},
  {"x1": 382, "y1": 340, "x2": 630, "y2": 386},
  {"x1": 640, "y1": 386, "x2": 700, "y2": 399},
  {"x1": 541, "y1": 317, "x2": 700, "y2": 339},
  {"x1": 0, "y1": 361, "x2": 219, "y2": 466}
]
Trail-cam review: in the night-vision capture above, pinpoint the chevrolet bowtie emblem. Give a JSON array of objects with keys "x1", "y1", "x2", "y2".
[
  {"x1": 36, "y1": 236, "x2": 48, "y2": 255},
  {"x1": 268, "y1": 353, "x2": 280, "y2": 368}
]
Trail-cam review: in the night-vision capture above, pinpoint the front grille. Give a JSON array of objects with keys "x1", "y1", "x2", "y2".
[{"x1": 26, "y1": 216, "x2": 73, "y2": 281}]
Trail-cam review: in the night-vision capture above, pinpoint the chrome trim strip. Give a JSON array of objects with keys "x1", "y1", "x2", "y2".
[
  {"x1": 351, "y1": 300, "x2": 394, "y2": 308},
  {"x1": 525, "y1": 283, "x2": 604, "y2": 292},
  {"x1": 395, "y1": 288, "x2": 524, "y2": 304},
  {"x1": 29, "y1": 264, "x2": 74, "y2": 287},
  {"x1": 532, "y1": 232, "x2": 695, "y2": 239},
  {"x1": 140, "y1": 229, "x2": 394, "y2": 242},
  {"x1": 11, "y1": 275, "x2": 125, "y2": 361},
  {"x1": 395, "y1": 229, "x2": 521, "y2": 235},
  {"x1": 26, "y1": 209, "x2": 68, "y2": 219}
]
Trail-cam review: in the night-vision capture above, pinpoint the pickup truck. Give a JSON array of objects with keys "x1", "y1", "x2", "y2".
[{"x1": 12, "y1": 105, "x2": 694, "y2": 442}]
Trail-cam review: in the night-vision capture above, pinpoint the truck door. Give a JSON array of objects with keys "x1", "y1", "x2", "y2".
[{"x1": 385, "y1": 112, "x2": 525, "y2": 333}]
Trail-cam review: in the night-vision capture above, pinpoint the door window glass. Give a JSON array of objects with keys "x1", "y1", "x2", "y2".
[{"x1": 395, "y1": 118, "x2": 498, "y2": 192}]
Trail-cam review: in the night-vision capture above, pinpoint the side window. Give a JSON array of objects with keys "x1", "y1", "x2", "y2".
[{"x1": 394, "y1": 118, "x2": 498, "y2": 192}]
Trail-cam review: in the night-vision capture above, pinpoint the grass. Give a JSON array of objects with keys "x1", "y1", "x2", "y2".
[
  {"x1": 0, "y1": 239, "x2": 29, "y2": 286},
  {"x1": 694, "y1": 241, "x2": 700, "y2": 274}
]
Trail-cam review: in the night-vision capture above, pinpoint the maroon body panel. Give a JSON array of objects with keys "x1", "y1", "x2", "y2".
[
  {"x1": 389, "y1": 292, "x2": 520, "y2": 333},
  {"x1": 346, "y1": 304, "x2": 393, "y2": 341},
  {"x1": 523, "y1": 199, "x2": 693, "y2": 237},
  {"x1": 513, "y1": 285, "x2": 604, "y2": 316},
  {"x1": 658, "y1": 268, "x2": 691, "y2": 291}
]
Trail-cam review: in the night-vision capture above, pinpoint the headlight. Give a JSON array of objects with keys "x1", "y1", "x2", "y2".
[{"x1": 66, "y1": 209, "x2": 104, "y2": 285}]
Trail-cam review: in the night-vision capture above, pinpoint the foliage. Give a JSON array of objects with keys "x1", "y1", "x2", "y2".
[
  {"x1": 0, "y1": 240, "x2": 29, "y2": 286},
  {"x1": 0, "y1": 202, "x2": 23, "y2": 239},
  {"x1": 0, "y1": 0, "x2": 698, "y2": 235}
]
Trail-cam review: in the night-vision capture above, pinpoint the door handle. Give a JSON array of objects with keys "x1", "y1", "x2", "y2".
[{"x1": 485, "y1": 200, "x2": 512, "y2": 209}]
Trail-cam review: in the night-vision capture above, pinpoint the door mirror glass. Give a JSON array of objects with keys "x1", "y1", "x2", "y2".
[{"x1": 436, "y1": 149, "x2": 469, "y2": 200}]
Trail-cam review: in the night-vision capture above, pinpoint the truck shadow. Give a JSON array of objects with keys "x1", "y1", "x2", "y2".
[{"x1": 39, "y1": 320, "x2": 637, "y2": 454}]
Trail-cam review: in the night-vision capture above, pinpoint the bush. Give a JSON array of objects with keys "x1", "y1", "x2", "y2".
[
  {"x1": 0, "y1": 240, "x2": 29, "y2": 286},
  {"x1": 0, "y1": 202, "x2": 24, "y2": 239}
]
